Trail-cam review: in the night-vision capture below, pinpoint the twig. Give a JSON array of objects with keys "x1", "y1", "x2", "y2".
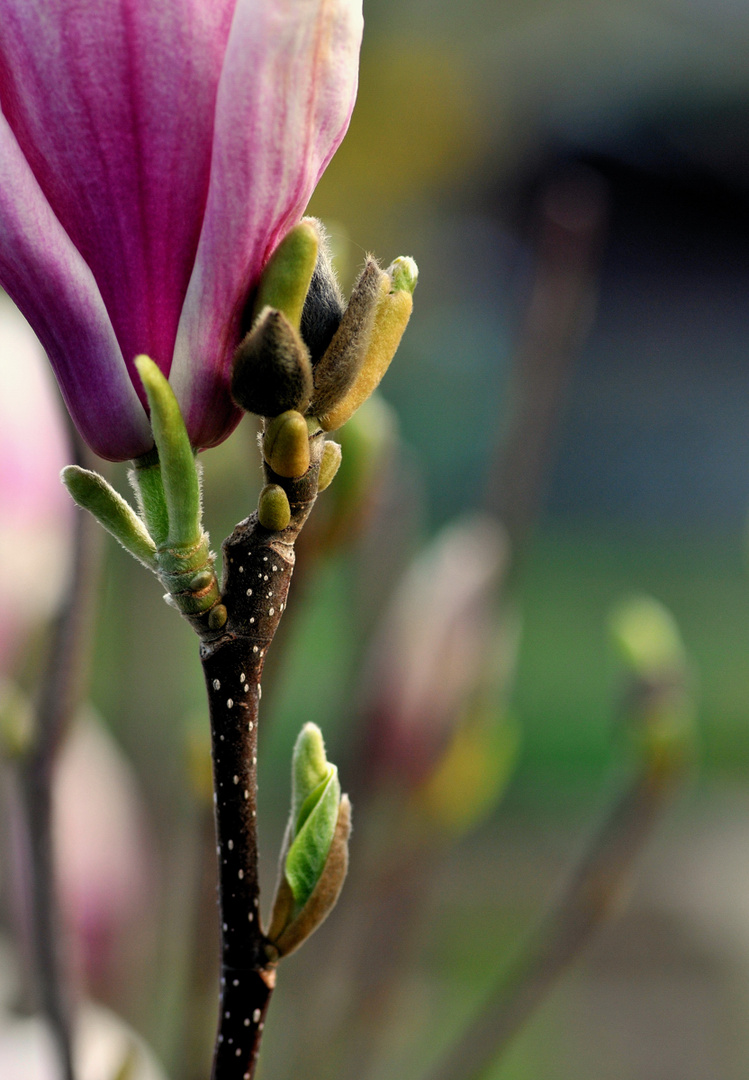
[
  {"x1": 18, "y1": 425, "x2": 102, "y2": 1080},
  {"x1": 201, "y1": 444, "x2": 323, "y2": 1080},
  {"x1": 425, "y1": 758, "x2": 684, "y2": 1080},
  {"x1": 486, "y1": 166, "x2": 607, "y2": 557}
]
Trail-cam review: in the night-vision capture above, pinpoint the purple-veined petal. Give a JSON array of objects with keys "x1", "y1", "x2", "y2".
[
  {"x1": 0, "y1": 113, "x2": 151, "y2": 460},
  {"x1": 171, "y1": 0, "x2": 364, "y2": 449},
  {"x1": 0, "y1": 0, "x2": 237, "y2": 401}
]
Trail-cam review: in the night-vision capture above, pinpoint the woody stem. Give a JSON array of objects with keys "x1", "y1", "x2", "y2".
[{"x1": 201, "y1": 440, "x2": 323, "y2": 1080}]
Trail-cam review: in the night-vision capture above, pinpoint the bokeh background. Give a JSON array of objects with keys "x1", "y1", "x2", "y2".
[{"x1": 5, "y1": 0, "x2": 749, "y2": 1077}]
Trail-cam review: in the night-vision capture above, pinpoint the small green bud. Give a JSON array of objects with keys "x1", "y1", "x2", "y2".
[
  {"x1": 388, "y1": 255, "x2": 418, "y2": 294},
  {"x1": 609, "y1": 596, "x2": 685, "y2": 677},
  {"x1": 308, "y1": 258, "x2": 390, "y2": 419},
  {"x1": 266, "y1": 723, "x2": 350, "y2": 957},
  {"x1": 232, "y1": 307, "x2": 313, "y2": 417},
  {"x1": 258, "y1": 484, "x2": 291, "y2": 531},
  {"x1": 317, "y1": 440, "x2": 342, "y2": 492},
  {"x1": 62, "y1": 465, "x2": 157, "y2": 569},
  {"x1": 253, "y1": 221, "x2": 319, "y2": 329},
  {"x1": 263, "y1": 410, "x2": 311, "y2": 478},
  {"x1": 285, "y1": 724, "x2": 341, "y2": 908},
  {"x1": 189, "y1": 569, "x2": 215, "y2": 592},
  {"x1": 207, "y1": 603, "x2": 228, "y2": 630}
]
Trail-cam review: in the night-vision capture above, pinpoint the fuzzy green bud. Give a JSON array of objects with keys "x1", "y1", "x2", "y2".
[
  {"x1": 263, "y1": 410, "x2": 311, "y2": 478},
  {"x1": 232, "y1": 307, "x2": 313, "y2": 417},
  {"x1": 258, "y1": 484, "x2": 291, "y2": 531},
  {"x1": 62, "y1": 465, "x2": 157, "y2": 569}
]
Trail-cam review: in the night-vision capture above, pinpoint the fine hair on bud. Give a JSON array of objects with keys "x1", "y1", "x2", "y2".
[
  {"x1": 232, "y1": 307, "x2": 313, "y2": 416},
  {"x1": 300, "y1": 220, "x2": 345, "y2": 365},
  {"x1": 308, "y1": 258, "x2": 389, "y2": 419}
]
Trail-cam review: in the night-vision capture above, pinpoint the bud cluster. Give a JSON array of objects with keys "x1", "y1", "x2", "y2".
[{"x1": 230, "y1": 219, "x2": 417, "y2": 533}]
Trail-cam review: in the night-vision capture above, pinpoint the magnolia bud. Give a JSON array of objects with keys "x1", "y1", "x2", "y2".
[
  {"x1": 308, "y1": 258, "x2": 390, "y2": 418},
  {"x1": 263, "y1": 410, "x2": 310, "y2": 478},
  {"x1": 258, "y1": 484, "x2": 291, "y2": 531},
  {"x1": 267, "y1": 724, "x2": 350, "y2": 957},
  {"x1": 319, "y1": 257, "x2": 417, "y2": 431},
  {"x1": 318, "y1": 440, "x2": 343, "y2": 492},
  {"x1": 231, "y1": 307, "x2": 313, "y2": 417},
  {"x1": 252, "y1": 220, "x2": 319, "y2": 330}
]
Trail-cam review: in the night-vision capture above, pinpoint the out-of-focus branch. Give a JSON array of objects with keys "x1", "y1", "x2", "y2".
[
  {"x1": 486, "y1": 166, "x2": 608, "y2": 559},
  {"x1": 426, "y1": 596, "x2": 695, "y2": 1080},
  {"x1": 18, "y1": 421, "x2": 102, "y2": 1080}
]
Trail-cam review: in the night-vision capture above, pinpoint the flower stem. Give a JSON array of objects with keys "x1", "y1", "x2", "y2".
[
  {"x1": 425, "y1": 761, "x2": 684, "y2": 1080},
  {"x1": 201, "y1": 440, "x2": 323, "y2": 1080},
  {"x1": 18, "y1": 428, "x2": 102, "y2": 1080}
]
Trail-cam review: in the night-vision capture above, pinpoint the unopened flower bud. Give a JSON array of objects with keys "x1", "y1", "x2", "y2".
[
  {"x1": 232, "y1": 307, "x2": 313, "y2": 417},
  {"x1": 308, "y1": 258, "x2": 389, "y2": 418},
  {"x1": 258, "y1": 484, "x2": 291, "y2": 531},
  {"x1": 263, "y1": 410, "x2": 311, "y2": 478},
  {"x1": 318, "y1": 440, "x2": 343, "y2": 492},
  {"x1": 319, "y1": 256, "x2": 417, "y2": 431}
]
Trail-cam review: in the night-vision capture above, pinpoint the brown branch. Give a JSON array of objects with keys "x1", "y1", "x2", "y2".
[
  {"x1": 425, "y1": 759, "x2": 684, "y2": 1080},
  {"x1": 18, "y1": 428, "x2": 102, "y2": 1080},
  {"x1": 200, "y1": 441, "x2": 323, "y2": 1080}
]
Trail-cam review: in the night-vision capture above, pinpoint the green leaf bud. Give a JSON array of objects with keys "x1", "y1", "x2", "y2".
[
  {"x1": 263, "y1": 410, "x2": 311, "y2": 478},
  {"x1": 258, "y1": 484, "x2": 291, "y2": 531},
  {"x1": 62, "y1": 465, "x2": 157, "y2": 569},
  {"x1": 284, "y1": 724, "x2": 341, "y2": 907},
  {"x1": 609, "y1": 595, "x2": 685, "y2": 678},
  {"x1": 317, "y1": 440, "x2": 342, "y2": 492},
  {"x1": 388, "y1": 255, "x2": 419, "y2": 294},
  {"x1": 231, "y1": 307, "x2": 313, "y2": 417},
  {"x1": 135, "y1": 355, "x2": 201, "y2": 548},
  {"x1": 269, "y1": 795, "x2": 351, "y2": 958},
  {"x1": 252, "y1": 220, "x2": 319, "y2": 330},
  {"x1": 319, "y1": 257, "x2": 417, "y2": 431},
  {"x1": 267, "y1": 723, "x2": 350, "y2": 957},
  {"x1": 308, "y1": 258, "x2": 390, "y2": 419}
]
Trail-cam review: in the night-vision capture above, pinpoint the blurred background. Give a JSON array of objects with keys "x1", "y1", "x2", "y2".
[{"x1": 5, "y1": 0, "x2": 749, "y2": 1077}]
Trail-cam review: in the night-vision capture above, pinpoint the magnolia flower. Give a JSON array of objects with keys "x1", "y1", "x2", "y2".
[
  {"x1": 0, "y1": 0, "x2": 363, "y2": 460},
  {"x1": 0, "y1": 293, "x2": 71, "y2": 673}
]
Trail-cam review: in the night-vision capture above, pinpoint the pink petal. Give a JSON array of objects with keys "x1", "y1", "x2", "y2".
[
  {"x1": 0, "y1": 114, "x2": 151, "y2": 460},
  {"x1": 0, "y1": 0, "x2": 237, "y2": 399},
  {"x1": 171, "y1": 0, "x2": 364, "y2": 449}
]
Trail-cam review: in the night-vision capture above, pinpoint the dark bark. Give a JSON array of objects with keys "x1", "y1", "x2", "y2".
[{"x1": 201, "y1": 447, "x2": 322, "y2": 1080}]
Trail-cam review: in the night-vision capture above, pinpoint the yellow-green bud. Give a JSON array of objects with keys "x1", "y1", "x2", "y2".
[
  {"x1": 318, "y1": 440, "x2": 342, "y2": 492},
  {"x1": 207, "y1": 603, "x2": 228, "y2": 630},
  {"x1": 263, "y1": 410, "x2": 310, "y2": 478},
  {"x1": 258, "y1": 484, "x2": 291, "y2": 531},
  {"x1": 319, "y1": 257, "x2": 417, "y2": 431},
  {"x1": 253, "y1": 221, "x2": 319, "y2": 329}
]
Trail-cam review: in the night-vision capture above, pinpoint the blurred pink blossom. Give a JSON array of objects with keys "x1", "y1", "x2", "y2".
[{"x1": 0, "y1": 293, "x2": 72, "y2": 674}]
